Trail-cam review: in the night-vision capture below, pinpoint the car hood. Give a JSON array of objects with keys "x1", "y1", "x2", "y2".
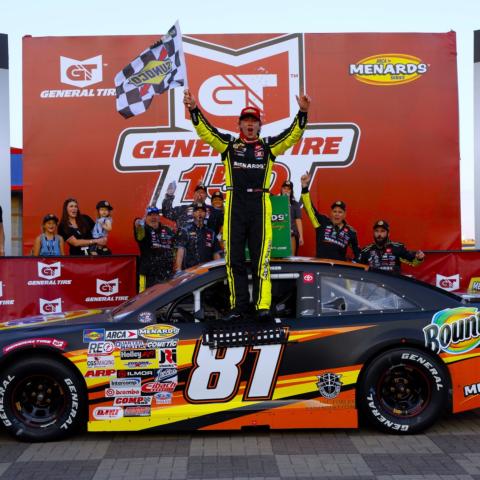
[{"x1": 0, "y1": 309, "x2": 111, "y2": 332}]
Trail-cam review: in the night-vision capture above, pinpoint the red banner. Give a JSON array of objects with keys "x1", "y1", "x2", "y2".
[
  {"x1": 404, "y1": 250, "x2": 480, "y2": 294},
  {"x1": 0, "y1": 256, "x2": 137, "y2": 320},
  {"x1": 22, "y1": 32, "x2": 460, "y2": 255}
]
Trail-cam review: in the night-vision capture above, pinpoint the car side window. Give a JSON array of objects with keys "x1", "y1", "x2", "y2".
[{"x1": 320, "y1": 275, "x2": 417, "y2": 314}]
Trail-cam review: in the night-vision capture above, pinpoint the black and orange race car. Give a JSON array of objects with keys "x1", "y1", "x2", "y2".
[{"x1": 0, "y1": 258, "x2": 479, "y2": 441}]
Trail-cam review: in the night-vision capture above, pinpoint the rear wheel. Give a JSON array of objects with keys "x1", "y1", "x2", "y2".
[
  {"x1": 358, "y1": 348, "x2": 448, "y2": 434},
  {"x1": 0, "y1": 355, "x2": 85, "y2": 441}
]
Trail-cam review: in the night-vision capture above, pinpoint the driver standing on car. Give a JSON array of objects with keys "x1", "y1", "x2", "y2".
[{"x1": 184, "y1": 89, "x2": 310, "y2": 321}]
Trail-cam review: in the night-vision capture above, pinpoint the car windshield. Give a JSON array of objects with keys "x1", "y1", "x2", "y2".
[{"x1": 112, "y1": 271, "x2": 197, "y2": 319}]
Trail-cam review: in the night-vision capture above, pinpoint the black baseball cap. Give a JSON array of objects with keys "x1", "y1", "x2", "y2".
[
  {"x1": 96, "y1": 200, "x2": 113, "y2": 210},
  {"x1": 42, "y1": 213, "x2": 59, "y2": 224},
  {"x1": 211, "y1": 191, "x2": 224, "y2": 201},
  {"x1": 331, "y1": 200, "x2": 346, "y2": 211},
  {"x1": 282, "y1": 180, "x2": 293, "y2": 189},
  {"x1": 373, "y1": 219, "x2": 390, "y2": 231},
  {"x1": 192, "y1": 202, "x2": 207, "y2": 212},
  {"x1": 194, "y1": 183, "x2": 207, "y2": 192}
]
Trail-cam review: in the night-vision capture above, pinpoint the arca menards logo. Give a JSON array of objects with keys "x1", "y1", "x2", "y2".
[{"x1": 113, "y1": 34, "x2": 361, "y2": 207}]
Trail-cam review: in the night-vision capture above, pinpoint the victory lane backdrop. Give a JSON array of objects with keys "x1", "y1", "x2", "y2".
[{"x1": 23, "y1": 32, "x2": 460, "y2": 255}]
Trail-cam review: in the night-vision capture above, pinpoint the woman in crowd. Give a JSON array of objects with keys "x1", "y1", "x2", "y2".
[
  {"x1": 58, "y1": 198, "x2": 106, "y2": 255},
  {"x1": 281, "y1": 180, "x2": 304, "y2": 255},
  {"x1": 32, "y1": 213, "x2": 65, "y2": 256}
]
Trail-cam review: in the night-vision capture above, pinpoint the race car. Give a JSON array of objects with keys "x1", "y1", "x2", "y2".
[{"x1": 0, "y1": 257, "x2": 479, "y2": 442}]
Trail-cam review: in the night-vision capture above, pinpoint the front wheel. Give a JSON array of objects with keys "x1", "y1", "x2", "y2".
[
  {"x1": 358, "y1": 348, "x2": 449, "y2": 434},
  {"x1": 0, "y1": 355, "x2": 85, "y2": 441}
]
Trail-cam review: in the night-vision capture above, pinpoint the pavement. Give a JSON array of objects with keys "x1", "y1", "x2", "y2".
[{"x1": 0, "y1": 409, "x2": 478, "y2": 479}]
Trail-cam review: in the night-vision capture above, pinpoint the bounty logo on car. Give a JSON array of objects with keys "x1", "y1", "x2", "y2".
[
  {"x1": 139, "y1": 324, "x2": 179, "y2": 340},
  {"x1": 423, "y1": 307, "x2": 480, "y2": 354}
]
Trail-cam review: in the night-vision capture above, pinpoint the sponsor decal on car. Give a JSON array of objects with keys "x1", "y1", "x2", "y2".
[
  {"x1": 86, "y1": 356, "x2": 115, "y2": 369},
  {"x1": 138, "y1": 324, "x2": 179, "y2": 340},
  {"x1": 113, "y1": 396, "x2": 152, "y2": 406},
  {"x1": 159, "y1": 348, "x2": 177, "y2": 366},
  {"x1": 83, "y1": 329, "x2": 105, "y2": 342},
  {"x1": 120, "y1": 350, "x2": 156, "y2": 360},
  {"x1": 141, "y1": 382, "x2": 177, "y2": 393},
  {"x1": 123, "y1": 406, "x2": 151, "y2": 417},
  {"x1": 303, "y1": 272, "x2": 314, "y2": 284},
  {"x1": 85, "y1": 369, "x2": 116, "y2": 378},
  {"x1": 87, "y1": 341, "x2": 115, "y2": 355},
  {"x1": 116, "y1": 369, "x2": 157, "y2": 378},
  {"x1": 3, "y1": 338, "x2": 67, "y2": 354},
  {"x1": 138, "y1": 311, "x2": 154, "y2": 324},
  {"x1": 316, "y1": 373, "x2": 342, "y2": 399},
  {"x1": 105, "y1": 386, "x2": 141, "y2": 397},
  {"x1": 105, "y1": 330, "x2": 137, "y2": 340},
  {"x1": 114, "y1": 339, "x2": 178, "y2": 349},
  {"x1": 93, "y1": 406, "x2": 123, "y2": 420},
  {"x1": 156, "y1": 368, "x2": 178, "y2": 382},
  {"x1": 110, "y1": 378, "x2": 141, "y2": 388},
  {"x1": 423, "y1": 307, "x2": 480, "y2": 354},
  {"x1": 154, "y1": 392, "x2": 173, "y2": 405},
  {"x1": 464, "y1": 382, "x2": 480, "y2": 397},
  {"x1": 123, "y1": 360, "x2": 158, "y2": 369}
]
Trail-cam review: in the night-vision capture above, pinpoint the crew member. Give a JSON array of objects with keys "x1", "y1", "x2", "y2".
[
  {"x1": 175, "y1": 202, "x2": 222, "y2": 270},
  {"x1": 162, "y1": 182, "x2": 220, "y2": 233},
  {"x1": 134, "y1": 205, "x2": 175, "y2": 291},
  {"x1": 301, "y1": 172, "x2": 359, "y2": 261},
  {"x1": 280, "y1": 180, "x2": 303, "y2": 255},
  {"x1": 184, "y1": 89, "x2": 310, "y2": 320},
  {"x1": 359, "y1": 220, "x2": 425, "y2": 273}
]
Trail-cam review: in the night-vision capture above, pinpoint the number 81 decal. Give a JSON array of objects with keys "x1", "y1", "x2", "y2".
[{"x1": 185, "y1": 341, "x2": 286, "y2": 403}]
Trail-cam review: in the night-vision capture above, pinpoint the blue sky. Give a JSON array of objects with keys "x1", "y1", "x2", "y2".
[{"x1": 0, "y1": 0, "x2": 478, "y2": 238}]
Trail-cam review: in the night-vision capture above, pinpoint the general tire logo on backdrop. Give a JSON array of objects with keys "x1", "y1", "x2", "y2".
[{"x1": 113, "y1": 34, "x2": 361, "y2": 206}]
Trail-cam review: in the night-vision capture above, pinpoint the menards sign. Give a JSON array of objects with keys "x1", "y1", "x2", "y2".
[{"x1": 113, "y1": 34, "x2": 360, "y2": 206}]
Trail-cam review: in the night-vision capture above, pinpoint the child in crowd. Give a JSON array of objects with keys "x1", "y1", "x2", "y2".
[
  {"x1": 91, "y1": 200, "x2": 113, "y2": 255},
  {"x1": 33, "y1": 213, "x2": 65, "y2": 256}
]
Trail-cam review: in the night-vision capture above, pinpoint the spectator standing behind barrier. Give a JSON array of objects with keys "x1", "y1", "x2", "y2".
[
  {"x1": 175, "y1": 202, "x2": 222, "y2": 271},
  {"x1": 58, "y1": 198, "x2": 105, "y2": 255},
  {"x1": 280, "y1": 180, "x2": 303, "y2": 255},
  {"x1": 33, "y1": 214, "x2": 65, "y2": 256},
  {"x1": 359, "y1": 220, "x2": 425, "y2": 273},
  {"x1": 91, "y1": 200, "x2": 113, "y2": 255},
  {"x1": 134, "y1": 206, "x2": 176, "y2": 291},
  {"x1": 0, "y1": 205, "x2": 4, "y2": 256},
  {"x1": 162, "y1": 182, "x2": 221, "y2": 234},
  {"x1": 300, "y1": 172, "x2": 360, "y2": 261}
]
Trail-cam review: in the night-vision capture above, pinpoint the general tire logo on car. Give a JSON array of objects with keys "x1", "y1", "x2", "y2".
[{"x1": 113, "y1": 34, "x2": 360, "y2": 207}]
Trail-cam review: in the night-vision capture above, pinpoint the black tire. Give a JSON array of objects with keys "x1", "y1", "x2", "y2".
[
  {"x1": 0, "y1": 355, "x2": 85, "y2": 442},
  {"x1": 358, "y1": 348, "x2": 449, "y2": 434}
]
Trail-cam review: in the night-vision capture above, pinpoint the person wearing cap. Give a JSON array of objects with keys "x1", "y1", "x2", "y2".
[
  {"x1": 300, "y1": 172, "x2": 360, "y2": 261},
  {"x1": 280, "y1": 180, "x2": 304, "y2": 255},
  {"x1": 33, "y1": 213, "x2": 65, "y2": 256},
  {"x1": 162, "y1": 182, "x2": 220, "y2": 234},
  {"x1": 134, "y1": 205, "x2": 176, "y2": 291},
  {"x1": 359, "y1": 220, "x2": 425, "y2": 273},
  {"x1": 175, "y1": 202, "x2": 222, "y2": 271},
  {"x1": 91, "y1": 200, "x2": 113, "y2": 255},
  {"x1": 59, "y1": 198, "x2": 104, "y2": 255},
  {"x1": 183, "y1": 89, "x2": 310, "y2": 321}
]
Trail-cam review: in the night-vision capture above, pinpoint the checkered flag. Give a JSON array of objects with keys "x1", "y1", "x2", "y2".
[{"x1": 115, "y1": 21, "x2": 187, "y2": 119}]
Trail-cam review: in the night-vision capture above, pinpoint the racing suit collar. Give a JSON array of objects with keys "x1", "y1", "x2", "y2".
[{"x1": 239, "y1": 132, "x2": 260, "y2": 144}]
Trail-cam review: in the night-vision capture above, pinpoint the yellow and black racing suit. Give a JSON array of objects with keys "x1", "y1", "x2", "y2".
[{"x1": 189, "y1": 107, "x2": 307, "y2": 313}]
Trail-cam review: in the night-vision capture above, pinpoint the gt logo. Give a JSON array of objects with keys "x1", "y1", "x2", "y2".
[
  {"x1": 198, "y1": 74, "x2": 277, "y2": 117},
  {"x1": 39, "y1": 298, "x2": 62, "y2": 314},
  {"x1": 60, "y1": 55, "x2": 103, "y2": 88},
  {"x1": 96, "y1": 278, "x2": 119, "y2": 296},
  {"x1": 185, "y1": 342, "x2": 285, "y2": 403},
  {"x1": 38, "y1": 261, "x2": 61, "y2": 280}
]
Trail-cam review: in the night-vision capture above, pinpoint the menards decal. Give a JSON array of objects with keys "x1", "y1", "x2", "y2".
[{"x1": 113, "y1": 34, "x2": 360, "y2": 207}]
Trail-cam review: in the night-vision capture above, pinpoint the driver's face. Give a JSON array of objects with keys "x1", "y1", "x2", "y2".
[
  {"x1": 239, "y1": 115, "x2": 261, "y2": 140},
  {"x1": 374, "y1": 227, "x2": 389, "y2": 243},
  {"x1": 330, "y1": 207, "x2": 346, "y2": 225}
]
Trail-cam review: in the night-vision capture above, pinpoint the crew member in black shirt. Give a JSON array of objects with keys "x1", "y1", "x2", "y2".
[
  {"x1": 359, "y1": 220, "x2": 425, "y2": 273},
  {"x1": 175, "y1": 202, "x2": 222, "y2": 270},
  {"x1": 134, "y1": 205, "x2": 175, "y2": 291},
  {"x1": 300, "y1": 172, "x2": 359, "y2": 261}
]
